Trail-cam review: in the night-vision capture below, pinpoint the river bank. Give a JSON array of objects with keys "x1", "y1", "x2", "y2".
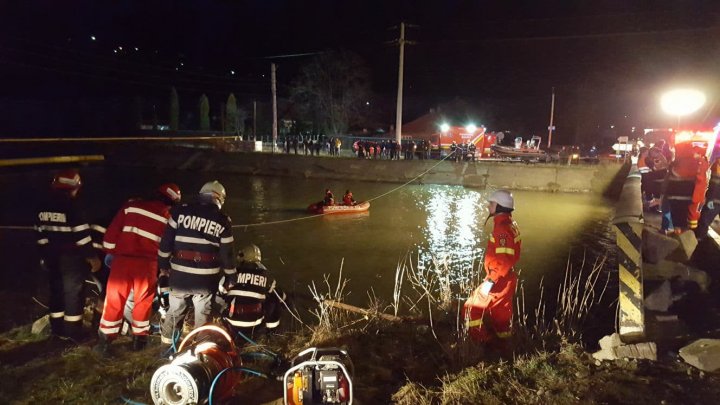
[{"x1": 105, "y1": 145, "x2": 625, "y2": 194}]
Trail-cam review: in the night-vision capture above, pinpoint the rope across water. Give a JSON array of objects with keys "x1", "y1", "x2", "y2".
[
  {"x1": 0, "y1": 153, "x2": 456, "y2": 231},
  {"x1": 232, "y1": 153, "x2": 454, "y2": 228}
]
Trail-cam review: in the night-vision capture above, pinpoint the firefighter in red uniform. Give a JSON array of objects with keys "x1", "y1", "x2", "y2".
[
  {"x1": 664, "y1": 145, "x2": 708, "y2": 232},
  {"x1": 36, "y1": 170, "x2": 102, "y2": 341},
  {"x1": 696, "y1": 157, "x2": 720, "y2": 240},
  {"x1": 464, "y1": 190, "x2": 521, "y2": 345},
  {"x1": 689, "y1": 146, "x2": 710, "y2": 230},
  {"x1": 95, "y1": 183, "x2": 181, "y2": 354}
]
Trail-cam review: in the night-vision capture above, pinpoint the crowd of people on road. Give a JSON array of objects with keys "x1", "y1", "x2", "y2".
[
  {"x1": 282, "y1": 135, "x2": 343, "y2": 156},
  {"x1": 35, "y1": 170, "x2": 284, "y2": 356},
  {"x1": 638, "y1": 138, "x2": 720, "y2": 240},
  {"x1": 277, "y1": 135, "x2": 444, "y2": 160}
]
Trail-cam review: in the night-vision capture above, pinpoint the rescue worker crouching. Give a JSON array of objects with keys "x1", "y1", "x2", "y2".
[
  {"x1": 464, "y1": 190, "x2": 521, "y2": 352},
  {"x1": 95, "y1": 183, "x2": 182, "y2": 355},
  {"x1": 221, "y1": 244, "x2": 285, "y2": 341},
  {"x1": 159, "y1": 181, "x2": 236, "y2": 345},
  {"x1": 36, "y1": 169, "x2": 102, "y2": 341}
]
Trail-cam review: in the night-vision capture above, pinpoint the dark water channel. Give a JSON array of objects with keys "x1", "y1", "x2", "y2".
[{"x1": 0, "y1": 166, "x2": 616, "y2": 337}]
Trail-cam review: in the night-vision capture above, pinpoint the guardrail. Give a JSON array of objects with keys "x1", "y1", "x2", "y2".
[{"x1": 611, "y1": 163, "x2": 646, "y2": 341}]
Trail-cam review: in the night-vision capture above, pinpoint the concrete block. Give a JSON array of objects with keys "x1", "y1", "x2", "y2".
[
  {"x1": 31, "y1": 315, "x2": 49, "y2": 335},
  {"x1": 593, "y1": 341, "x2": 657, "y2": 361},
  {"x1": 615, "y1": 342, "x2": 657, "y2": 361},
  {"x1": 673, "y1": 230, "x2": 698, "y2": 261},
  {"x1": 644, "y1": 260, "x2": 710, "y2": 292},
  {"x1": 599, "y1": 333, "x2": 622, "y2": 350},
  {"x1": 679, "y1": 339, "x2": 720, "y2": 372},
  {"x1": 645, "y1": 281, "x2": 672, "y2": 312},
  {"x1": 592, "y1": 348, "x2": 617, "y2": 361},
  {"x1": 642, "y1": 229, "x2": 680, "y2": 264}
]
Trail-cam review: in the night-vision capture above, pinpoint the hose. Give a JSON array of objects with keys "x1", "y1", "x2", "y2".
[
  {"x1": 235, "y1": 330, "x2": 279, "y2": 358},
  {"x1": 120, "y1": 396, "x2": 148, "y2": 405},
  {"x1": 208, "y1": 367, "x2": 268, "y2": 405}
]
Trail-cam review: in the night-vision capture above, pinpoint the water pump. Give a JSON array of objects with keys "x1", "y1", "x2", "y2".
[
  {"x1": 150, "y1": 325, "x2": 241, "y2": 405},
  {"x1": 283, "y1": 347, "x2": 354, "y2": 405}
]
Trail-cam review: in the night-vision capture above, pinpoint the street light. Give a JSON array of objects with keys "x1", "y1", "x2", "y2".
[
  {"x1": 440, "y1": 123, "x2": 450, "y2": 133},
  {"x1": 660, "y1": 89, "x2": 706, "y2": 128}
]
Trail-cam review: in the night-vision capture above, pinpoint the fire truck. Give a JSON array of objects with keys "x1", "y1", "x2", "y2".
[
  {"x1": 430, "y1": 124, "x2": 498, "y2": 158},
  {"x1": 643, "y1": 127, "x2": 719, "y2": 159}
]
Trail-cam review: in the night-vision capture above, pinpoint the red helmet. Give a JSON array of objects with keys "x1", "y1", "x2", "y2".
[
  {"x1": 52, "y1": 169, "x2": 82, "y2": 190},
  {"x1": 158, "y1": 183, "x2": 181, "y2": 203}
]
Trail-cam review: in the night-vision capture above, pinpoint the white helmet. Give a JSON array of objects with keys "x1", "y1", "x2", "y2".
[
  {"x1": 238, "y1": 244, "x2": 262, "y2": 263},
  {"x1": 488, "y1": 189, "x2": 514, "y2": 209},
  {"x1": 199, "y1": 181, "x2": 226, "y2": 207}
]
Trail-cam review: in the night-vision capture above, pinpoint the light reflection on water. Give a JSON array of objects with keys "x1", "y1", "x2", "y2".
[{"x1": 415, "y1": 186, "x2": 485, "y2": 288}]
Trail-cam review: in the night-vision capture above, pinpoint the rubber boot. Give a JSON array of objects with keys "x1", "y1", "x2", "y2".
[
  {"x1": 64, "y1": 321, "x2": 86, "y2": 343},
  {"x1": 132, "y1": 335, "x2": 148, "y2": 351},
  {"x1": 49, "y1": 317, "x2": 65, "y2": 338},
  {"x1": 94, "y1": 332, "x2": 111, "y2": 357}
]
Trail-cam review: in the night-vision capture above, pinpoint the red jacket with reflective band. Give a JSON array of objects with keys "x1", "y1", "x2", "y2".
[
  {"x1": 103, "y1": 199, "x2": 170, "y2": 259},
  {"x1": 484, "y1": 213, "x2": 521, "y2": 283}
]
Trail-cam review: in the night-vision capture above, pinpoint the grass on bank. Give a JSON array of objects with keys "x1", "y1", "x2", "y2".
[{"x1": 1, "y1": 252, "x2": 719, "y2": 404}]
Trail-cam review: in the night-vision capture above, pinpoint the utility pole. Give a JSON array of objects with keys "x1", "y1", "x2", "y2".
[
  {"x1": 395, "y1": 22, "x2": 406, "y2": 147},
  {"x1": 253, "y1": 100, "x2": 257, "y2": 141},
  {"x1": 271, "y1": 63, "x2": 278, "y2": 154},
  {"x1": 547, "y1": 87, "x2": 556, "y2": 149},
  {"x1": 392, "y1": 22, "x2": 416, "y2": 152}
]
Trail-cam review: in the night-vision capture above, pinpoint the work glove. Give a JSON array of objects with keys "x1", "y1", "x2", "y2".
[
  {"x1": 157, "y1": 272, "x2": 170, "y2": 313},
  {"x1": 479, "y1": 280, "x2": 495, "y2": 296},
  {"x1": 103, "y1": 254, "x2": 114, "y2": 269}
]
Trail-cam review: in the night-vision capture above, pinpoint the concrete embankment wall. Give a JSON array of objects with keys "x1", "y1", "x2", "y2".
[{"x1": 106, "y1": 145, "x2": 625, "y2": 194}]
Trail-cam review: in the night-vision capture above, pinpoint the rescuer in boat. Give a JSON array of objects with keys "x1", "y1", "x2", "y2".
[
  {"x1": 220, "y1": 244, "x2": 285, "y2": 340},
  {"x1": 464, "y1": 190, "x2": 521, "y2": 350},
  {"x1": 158, "y1": 181, "x2": 236, "y2": 345},
  {"x1": 343, "y1": 190, "x2": 357, "y2": 206},
  {"x1": 36, "y1": 169, "x2": 102, "y2": 341},
  {"x1": 95, "y1": 183, "x2": 182, "y2": 355},
  {"x1": 323, "y1": 189, "x2": 335, "y2": 206}
]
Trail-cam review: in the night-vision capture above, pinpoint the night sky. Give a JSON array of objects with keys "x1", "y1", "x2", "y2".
[{"x1": 1, "y1": 1, "x2": 719, "y2": 144}]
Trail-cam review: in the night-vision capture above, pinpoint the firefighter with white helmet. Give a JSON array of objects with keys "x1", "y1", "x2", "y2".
[
  {"x1": 95, "y1": 183, "x2": 182, "y2": 355},
  {"x1": 159, "y1": 180, "x2": 236, "y2": 345},
  {"x1": 222, "y1": 244, "x2": 285, "y2": 339},
  {"x1": 36, "y1": 169, "x2": 101, "y2": 341},
  {"x1": 464, "y1": 189, "x2": 521, "y2": 347}
]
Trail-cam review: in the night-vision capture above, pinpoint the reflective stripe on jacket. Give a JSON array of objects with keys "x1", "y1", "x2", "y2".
[
  {"x1": 158, "y1": 202, "x2": 235, "y2": 293},
  {"x1": 484, "y1": 213, "x2": 521, "y2": 282},
  {"x1": 103, "y1": 199, "x2": 170, "y2": 259}
]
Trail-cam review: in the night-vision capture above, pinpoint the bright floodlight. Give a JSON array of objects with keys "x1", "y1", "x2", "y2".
[
  {"x1": 661, "y1": 89, "x2": 706, "y2": 117},
  {"x1": 440, "y1": 123, "x2": 450, "y2": 132},
  {"x1": 466, "y1": 124, "x2": 477, "y2": 133}
]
